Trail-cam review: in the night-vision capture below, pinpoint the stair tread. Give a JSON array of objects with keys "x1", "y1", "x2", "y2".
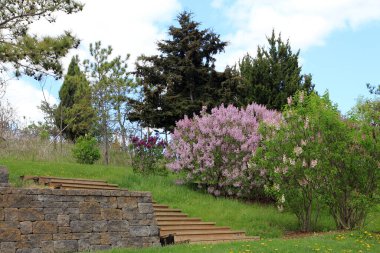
[
  {"x1": 163, "y1": 230, "x2": 245, "y2": 236},
  {"x1": 154, "y1": 208, "x2": 182, "y2": 212},
  {"x1": 157, "y1": 221, "x2": 216, "y2": 225},
  {"x1": 156, "y1": 217, "x2": 202, "y2": 221},
  {"x1": 160, "y1": 226, "x2": 229, "y2": 231}
]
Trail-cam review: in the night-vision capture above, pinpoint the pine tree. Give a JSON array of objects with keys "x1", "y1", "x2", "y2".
[
  {"x1": 56, "y1": 56, "x2": 95, "y2": 142},
  {"x1": 0, "y1": 0, "x2": 83, "y2": 90},
  {"x1": 129, "y1": 11, "x2": 228, "y2": 132},
  {"x1": 235, "y1": 30, "x2": 314, "y2": 110}
]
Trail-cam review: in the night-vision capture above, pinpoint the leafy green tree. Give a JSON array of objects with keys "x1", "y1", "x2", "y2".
[
  {"x1": 0, "y1": 0, "x2": 83, "y2": 90},
  {"x1": 234, "y1": 30, "x2": 314, "y2": 110},
  {"x1": 56, "y1": 56, "x2": 95, "y2": 142},
  {"x1": 129, "y1": 11, "x2": 228, "y2": 132},
  {"x1": 84, "y1": 41, "x2": 132, "y2": 165}
]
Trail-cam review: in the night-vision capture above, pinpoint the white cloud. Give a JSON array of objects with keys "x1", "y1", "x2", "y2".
[
  {"x1": 4, "y1": 0, "x2": 181, "y2": 124},
  {"x1": 214, "y1": 0, "x2": 380, "y2": 69},
  {"x1": 4, "y1": 79, "x2": 57, "y2": 123},
  {"x1": 29, "y1": 0, "x2": 181, "y2": 70}
]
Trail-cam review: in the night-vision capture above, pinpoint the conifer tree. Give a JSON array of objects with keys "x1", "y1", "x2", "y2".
[
  {"x1": 56, "y1": 56, "x2": 95, "y2": 142},
  {"x1": 235, "y1": 30, "x2": 314, "y2": 110},
  {"x1": 129, "y1": 11, "x2": 228, "y2": 132}
]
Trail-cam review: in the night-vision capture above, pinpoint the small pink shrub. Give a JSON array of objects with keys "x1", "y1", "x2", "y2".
[{"x1": 165, "y1": 103, "x2": 281, "y2": 197}]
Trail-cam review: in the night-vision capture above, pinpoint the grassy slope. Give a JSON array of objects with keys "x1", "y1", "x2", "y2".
[
  {"x1": 98, "y1": 232, "x2": 380, "y2": 253},
  {"x1": 1, "y1": 159, "x2": 379, "y2": 252}
]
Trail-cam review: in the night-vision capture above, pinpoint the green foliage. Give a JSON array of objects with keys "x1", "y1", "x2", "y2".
[
  {"x1": 84, "y1": 41, "x2": 134, "y2": 164},
  {"x1": 230, "y1": 30, "x2": 314, "y2": 110},
  {"x1": 56, "y1": 56, "x2": 95, "y2": 141},
  {"x1": 0, "y1": 0, "x2": 83, "y2": 85},
  {"x1": 130, "y1": 11, "x2": 228, "y2": 132},
  {"x1": 251, "y1": 91, "x2": 379, "y2": 231},
  {"x1": 128, "y1": 135, "x2": 167, "y2": 175},
  {"x1": 72, "y1": 136, "x2": 100, "y2": 164}
]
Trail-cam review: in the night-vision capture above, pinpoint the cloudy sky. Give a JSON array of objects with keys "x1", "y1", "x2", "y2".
[{"x1": 4, "y1": 0, "x2": 380, "y2": 123}]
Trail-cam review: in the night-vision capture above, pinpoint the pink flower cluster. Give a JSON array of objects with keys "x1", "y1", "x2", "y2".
[{"x1": 165, "y1": 103, "x2": 281, "y2": 197}]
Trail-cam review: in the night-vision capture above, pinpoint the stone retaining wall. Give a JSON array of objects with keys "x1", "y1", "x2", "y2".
[{"x1": 0, "y1": 187, "x2": 160, "y2": 253}]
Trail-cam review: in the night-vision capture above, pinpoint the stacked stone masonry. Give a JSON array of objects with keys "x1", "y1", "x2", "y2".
[{"x1": 0, "y1": 187, "x2": 160, "y2": 253}]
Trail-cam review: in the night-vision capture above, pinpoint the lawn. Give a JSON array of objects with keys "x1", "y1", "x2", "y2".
[{"x1": 1, "y1": 158, "x2": 379, "y2": 252}]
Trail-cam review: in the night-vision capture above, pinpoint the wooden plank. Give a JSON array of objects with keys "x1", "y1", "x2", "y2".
[
  {"x1": 50, "y1": 183, "x2": 119, "y2": 190},
  {"x1": 22, "y1": 175, "x2": 107, "y2": 183},
  {"x1": 157, "y1": 221, "x2": 216, "y2": 226}
]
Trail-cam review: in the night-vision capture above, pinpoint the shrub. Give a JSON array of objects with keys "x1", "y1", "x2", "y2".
[
  {"x1": 165, "y1": 104, "x2": 281, "y2": 198},
  {"x1": 72, "y1": 136, "x2": 100, "y2": 164},
  {"x1": 128, "y1": 134, "x2": 167, "y2": 174},
  {"x1": 250, "y1": 91, "x2": 379, "y2": 231}
]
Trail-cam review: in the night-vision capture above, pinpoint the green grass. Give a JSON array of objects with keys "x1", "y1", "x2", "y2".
[
  {"x1": 2, "y1": 159, "x2": 379, "y2": 238},
  {"x1": 94, "y1": 232, "x2": 380, "y2": 253}
]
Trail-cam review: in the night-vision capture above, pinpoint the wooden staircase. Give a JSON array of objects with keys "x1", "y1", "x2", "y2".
[
  {"x1": 21, "y1": 175, "x2": 260, "y2": 244},
  {"x1": 153, "y1": 203, "x2": 259, "y2": 244}
]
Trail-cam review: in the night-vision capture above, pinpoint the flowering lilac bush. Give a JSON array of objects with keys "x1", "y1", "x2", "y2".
[
  {"x1": 165, "y1": 103, "x2": 281, "y2": 198},
  {"x1": 250, "y1": 91, "x2": 379, "y2": 231},
  {"x1": 129, "y1": 134, "x2": 167, "y2": 174}
]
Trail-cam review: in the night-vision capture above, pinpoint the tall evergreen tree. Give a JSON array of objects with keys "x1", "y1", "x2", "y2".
[
  {"x1": 129, "y1": 11, "x2": 228, "y2": 132},
  {"x1": 234, "y1": 30, "x2": 314, "y2": 110},
  {"x1": 56, "y1": 56, "x2": 95, "y2": 142}
]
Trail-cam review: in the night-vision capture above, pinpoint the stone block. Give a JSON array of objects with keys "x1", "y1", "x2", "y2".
[
  {"x1": 33, "y1": 221, "x2": 57, "y2": 234},
  {"x1": 107, "y1": 220, "x2": 129, "y2": 232},
  {"x1": 117, "y1": 197, "x2": 137, "y2": 208},
  {"x1": 79, "y1": 202, "x2": 100, "y2": 214},
  {"x1": 79, "y1": 213, "x2": 102, "y2": 221},
  {"x1": 4, "y1": 208, "x2": 18, "y2": 221},
  {"x1": 70, "y1": 221, "x2": 93, "y2": 233},
  {"x1": 18, "y1": 208, "x2": 44, "y2": 221},
  {"x1": 20, "y1": 221, "x2": 32, "y2": 234},
  {"x1": 40, "y1": 241, "x2": 54, "y2": 253},
  {"x1": 44, "y1": 214, "x2": 57, "y2": 221},
  {"x1": 3, "y1": 195, "x2": 35, "y2": 208},
  {"x1": 57, "y1": 215, "x2": 70, "y2": 227},
  {"x1": 53, "y1": 240, "x2": 78, "y2": 253},
  {"x1": 58, "y1": 227, "x2": 71, "y2": 233},
  {"x1": 0, "y1": 225, "x2": 20, "y2": 242},
  {"x1": 138, "y1": 203, "x2": 153, "y2": 214},
  {"x1": 0, "y1": 208, "x2": 4, "y2": 220},
  {"x1": 92, "y1": 221, "x2": 107, "y2": 232},
  {"x1": 129, "y1": 226, "x2": 150, "y2": 237},
  {"x1": 101, "y1": 208, "x2": 123, "y2": 220},
  {"x1": 1, "y1": 242, "x2": 16, "y2": 253},
  {"x1": 78, "y1": 239, "x2": 90, "y2": 252}
]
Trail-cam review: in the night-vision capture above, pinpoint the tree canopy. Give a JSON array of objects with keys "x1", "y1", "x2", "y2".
[
  {"x1": 129, "y1": 11, "x2": 228, "y2": 132},
  {"x1": 56, "y1": 56, "x2": 95, "y2": 142},
  {"x1": 0, "y1": 0, "x2": 83, "y2": 89},
  {"x1": 233, "y1": 30, "x2": 314, "y2": 110}
]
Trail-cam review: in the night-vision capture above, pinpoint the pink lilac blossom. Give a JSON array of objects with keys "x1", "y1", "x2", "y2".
[{"x1": 165, "y1": 103, "x2": 281, "y2": 197}]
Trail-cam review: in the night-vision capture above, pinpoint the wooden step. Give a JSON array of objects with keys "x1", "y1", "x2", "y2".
[
  {"x1": 160, "y1": 224, "x2": 221, "y2": 230},
  {"x1": 156, "y1": 217, "x2": 202, "y2": 222},
  {"x1": 22, "y1": 175, "x2": 107, "y2": 183},
  {"x1": 153, "y1": 204, "x2": 169, "y2": 208},
  {"x1": 155, "y1": 212, "x2": 188, "y2": 217},
  {"x1": 160, "y1": 226, "x2": 231, "y2": 235},
  {"x1": 154, "y1": 208, "x2": 181, "y2": 212},
  {"x1": 188, "y1": 236, "x2": 260, "y2": 244},
  {"x1": 174, "y1": 231, "x2": 247, "y2": 242},
  {"x1": 157, "y1": 221, "x2": 216, "y2": 226},
  {"x1": 48, "y1": 179, "x2": 118, "y2": 187},
  {"x1": 50, "y1": 183, "x2": 119, "y2": 190}
]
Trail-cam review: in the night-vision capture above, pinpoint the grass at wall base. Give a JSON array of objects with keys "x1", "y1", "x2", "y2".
[{"x1": 2, "y1": 158, "x2": 379, "y2": 252}]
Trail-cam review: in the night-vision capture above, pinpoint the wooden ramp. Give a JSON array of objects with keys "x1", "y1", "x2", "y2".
[
  {"x1": 21, "y1": 175, "x2": 260, "y2": 244},
  {"x1": 153, "y1": 203, "x2": 259, "y2": 244}
]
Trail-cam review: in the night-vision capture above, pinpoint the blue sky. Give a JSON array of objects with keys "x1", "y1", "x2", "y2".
[{"x1": 4, "y1": 0, "x2": 380, "y2": 123}]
